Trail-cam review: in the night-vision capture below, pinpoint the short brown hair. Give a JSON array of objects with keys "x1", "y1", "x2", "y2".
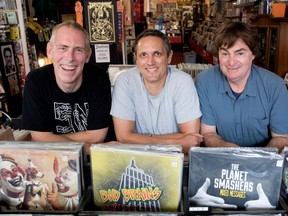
[{"x1": 212, "y1": 21, "x2": 259, "y2": 58}]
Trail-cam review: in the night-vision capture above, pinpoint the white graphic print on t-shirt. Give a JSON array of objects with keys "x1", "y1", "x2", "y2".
[{"x1": 54, "y1": 102, "x2": 89, "y2": 133}]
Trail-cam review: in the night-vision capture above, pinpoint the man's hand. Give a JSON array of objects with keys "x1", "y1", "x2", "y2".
[{"x1": 178, "y1": 133, "x2": 203, "y2": 153}]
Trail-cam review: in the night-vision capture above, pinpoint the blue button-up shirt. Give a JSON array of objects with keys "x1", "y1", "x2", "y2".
[{"x1": 195, "y1": 65, "x2": 288, "y2": 147}]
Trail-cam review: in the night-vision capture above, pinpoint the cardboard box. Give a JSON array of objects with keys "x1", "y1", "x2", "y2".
[{"x1": 272, "y1": 3, "x2": 287, "y2": 17}]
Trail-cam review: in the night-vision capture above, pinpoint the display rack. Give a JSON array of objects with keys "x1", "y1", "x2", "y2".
[
  {"x1": 15, "y1": 0, "x2": 30, "y2": 76},
  {"x1": 189, "y1": 37, "x2": 218, "y2": 65},
  {"x1": 0, "y1": 0, "x2": 30, "y2": 117}
]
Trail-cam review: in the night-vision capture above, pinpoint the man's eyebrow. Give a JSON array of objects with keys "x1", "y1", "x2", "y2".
[
  {"x1": 219, "y1": 47, "x2": 247, "y2": 52},
  {"x1": 235, "y1": 48, "x2": 247, "y2": 52},
  {"x1": 139, "y1": 50, "x2": 162, "y2": 54}
]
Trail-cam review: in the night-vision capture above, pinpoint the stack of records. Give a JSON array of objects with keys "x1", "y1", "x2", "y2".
[
  {"x1": 188, "y1": 147, "x2": 283, "y2": 210},
  {"x1": 0, "y1": 141, "x2": 85, "y2": 212},
  {"x1": 90, "y1": 144, "x2": 184, "y2": 212},
  {"x1": 280, "y1": 147, "x2": 288, "y2": 208}
]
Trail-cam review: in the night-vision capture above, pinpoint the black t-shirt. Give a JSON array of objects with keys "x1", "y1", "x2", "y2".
[{"x1": 22, "y1": 63, "x2": 111, "y2": 134}]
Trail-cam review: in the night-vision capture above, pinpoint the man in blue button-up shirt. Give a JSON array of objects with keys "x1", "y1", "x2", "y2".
[{"x1": 195, "y1": 21, "x2": 288, "y2": 151}]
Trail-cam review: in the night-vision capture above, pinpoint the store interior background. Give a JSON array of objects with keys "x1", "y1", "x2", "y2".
[
  {"x1": 2, "y1": 0, "x2": 185, "y2": 121},
  {"x1": 1, "y1": 0, "x2": 287, "y2": 124}
]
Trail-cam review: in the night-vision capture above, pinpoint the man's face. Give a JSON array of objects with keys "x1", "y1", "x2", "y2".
[
  {"x1": 0, "y1": 161, "x2": 25, "y2": 194},
  {"x1": 135, "y1": 36, "x2": 173, "y2": 86},
  {"x1": 219, "y1": 39, "x2": 255, "y2": 85},
  {"x1": 4, "y1": 50, "x2": 12, "y2": 66},
  {"x1": 55, "y1": 166, "x2": 78, "y2": 197},
  {"x1": 46, "y1": 26, "x2": 91, "y2": 93}
]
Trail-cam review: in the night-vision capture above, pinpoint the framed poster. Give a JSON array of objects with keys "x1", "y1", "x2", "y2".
[
  {"x1": 84, "y1": 0, "x2": 117, "y2": 43},
  {"x1": 0, "y1": 43, "x2": 17, "y2": 76},
  {"x1": 0, "y1": 42, "x2": 21, "y2": 97}
]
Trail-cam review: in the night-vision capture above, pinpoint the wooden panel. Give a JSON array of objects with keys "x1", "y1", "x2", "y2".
[{"x1": 251, "y1": 15, "x2": 288, "y2": 78}]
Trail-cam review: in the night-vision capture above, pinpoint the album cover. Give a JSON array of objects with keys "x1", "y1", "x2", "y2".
[
  {"x1": 188, "y1": 147, "x2": 283, "y2": 210},
  {"x1": 5, "y1": 11, "x2": 17, "y2": 25},
  {"x1": 90, "y1": 143, "x2": 184, "y2": 212},
  {"x1": 0, "y1": 11, "x2": 7, "y2": 24},
  {"x1": 280, "y1": 147, "x2": 288, "y2": 205},
  {"x1": 0, "y1": 141, "x2": 84, "y2": 211},
  {"x1": 108, "y1": 64, "x2": 134, "y2": 87}
]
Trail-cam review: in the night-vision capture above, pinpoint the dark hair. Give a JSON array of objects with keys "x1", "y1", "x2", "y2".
[
  {"x1": 49, "y1": 20, "x2": 90, "y2": 51},
  {"x1": 212, "y1": 21, "x2": 259, "y2": 58},
  {"x1": 133, "y1": 29, "x2": 171, "y2": 56}
]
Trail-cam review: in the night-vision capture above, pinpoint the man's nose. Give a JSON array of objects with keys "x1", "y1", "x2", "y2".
[
  {"x1": 65, "y1": 49, "x2": 76, "y2": 60},
  {"x1": 146, "y1": 54, "x2": 155, "y2": 64}
]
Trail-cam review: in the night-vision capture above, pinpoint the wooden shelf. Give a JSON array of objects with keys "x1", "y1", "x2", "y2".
[
  {"x1": 169, "y1": 36, "x2": 182, "y2": 44},
  {"x1": 233, "y1": 0, "x2": 260, "y2": 8},
  {"x1": 251, "y1": 15, "x2": 288, "y2": 78}
]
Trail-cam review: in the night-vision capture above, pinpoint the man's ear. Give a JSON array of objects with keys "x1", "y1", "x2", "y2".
[
  {"x1": 168, "y1": 50, "x2": 173, "y2": 64},
  {"x1": 133, "y1": 53, "x2": 136, "y2": 64},
  {"x1": 85, "y1": 47, "x2": 92, "y2": 63},
  {"x1": 46, "y1": 42, "x2": 52, "y2": 60}
]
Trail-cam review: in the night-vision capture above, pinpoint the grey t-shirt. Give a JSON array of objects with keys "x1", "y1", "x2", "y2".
[{"x1": 110, "y1": 66, "x2": 201, "y2": 135}]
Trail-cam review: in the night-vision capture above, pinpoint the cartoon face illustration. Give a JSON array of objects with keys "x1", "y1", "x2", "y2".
[
  {"x1": 0, "y1": 160, "x2": 25, "y2": 194},
  {"x1": 55, "y1": 161, "x2": 78, "y2": 197}
]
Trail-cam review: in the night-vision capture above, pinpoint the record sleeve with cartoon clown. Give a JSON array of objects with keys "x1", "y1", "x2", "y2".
[{"x1": 0, "y1": 141, "x2": 83, "y2": 211}]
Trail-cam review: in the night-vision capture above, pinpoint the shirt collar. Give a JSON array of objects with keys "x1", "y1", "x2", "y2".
[{"x1": 218, "y1": 65, "x2": 257, "y2": 98}]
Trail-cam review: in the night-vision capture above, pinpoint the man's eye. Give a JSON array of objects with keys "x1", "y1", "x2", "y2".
[
  {"x1": 154, "y1": 52, "x2": 162, "y2": 57},
  {"x1": 237, "y1": 52, "x2": 244, "y2": 56},
  {"x1": 59, "y1": 47, "x2": 67, "y2": 51},
  {"x1": 75, "y1": 48, "x2": 85, "y2": 54},
  {"x1": 139, "y1": 53, "x2": 147, "y2": 58}
]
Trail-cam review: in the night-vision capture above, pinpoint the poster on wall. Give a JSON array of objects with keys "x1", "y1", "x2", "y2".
[
  {"x1": 5, "y1": 11, "x2": 18, "y2": 25},
  {"x1": 0, "y1": 42, "x2": 21, "y2": 97},
  {"x1": 94, "y1": 44, "x2": 110, "y2": 63},
  {"x1": 84, "y1": 0, "x2": 117, "y2": 43},
  {"x1": 0, "y1": 11, "x2": 7, "y2": 24},
  {"x1": 0, "y1": 43, "x2": 16, "y2": 76}
]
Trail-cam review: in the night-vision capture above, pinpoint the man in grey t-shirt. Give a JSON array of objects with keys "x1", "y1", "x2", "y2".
[{"x1": 110, "y1": 29, "x2": 202, "y2": 153}]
